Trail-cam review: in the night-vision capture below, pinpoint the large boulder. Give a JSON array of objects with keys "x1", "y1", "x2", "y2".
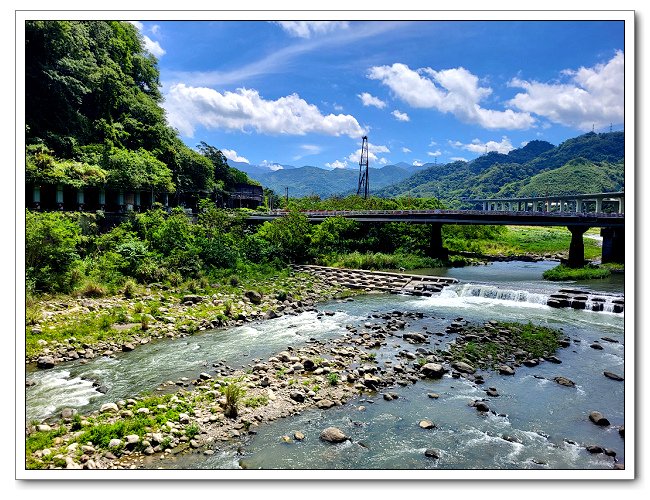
[
  {"x1": 420, "y1": 363, "x2": 447, "y2": 379},
  {"x1": 589, "y1": 411, "x2": 610, "y2": 426},
  {"x1": 498, "y1": 364, "x2": 515, "y2": 376},
  {"x1": 36, "y1": 356, "x2": 56, "y2": 369},
  {"x1": 319, "y1": 427, "x2": 348, "y2": 443},
  {"x1": 100, "y1": 403, "x2": 119, "y2": 413},
  {"x1": 244, "y1": 290, "x2": 263, "y2": 305},
  {"x1": 603, "y1": 371, "x2": 624, "y2": 381},
  {"x1": 451, "y1": 361, "x2": 476, "y2": 374}
]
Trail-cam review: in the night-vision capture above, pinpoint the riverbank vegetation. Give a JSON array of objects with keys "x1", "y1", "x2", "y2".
[{"x1": 542, "y1": 264, "x2": 612, "y2": 281}]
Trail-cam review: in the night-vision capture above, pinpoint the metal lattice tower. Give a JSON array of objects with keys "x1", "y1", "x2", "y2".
[{"x1": 357, "y1": 135, "x2": 369, "y2": 199}]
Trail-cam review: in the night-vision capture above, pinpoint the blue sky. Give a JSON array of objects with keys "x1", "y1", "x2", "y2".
[{"x1": 130, "y1": 19, "x2": 625, "y2": 170}]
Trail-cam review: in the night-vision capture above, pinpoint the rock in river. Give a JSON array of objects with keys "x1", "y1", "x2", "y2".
[
  {"x1": 589, "y1": 411, "x2": 610, "y2": 426},
  {"x1": 553, "y1": 376, "x2": 575, "y2": 387},
  {"x1": 319, "y1": 427, "x2": 348, "y2": 443},
  {"x1": 603, "y1": 371, "x2": 624, "y2": 381},
  {"x1": 420, "y1": 363, "x2": 447, "y2": 379},
  {"x1": 36, "y1": 356, "x2": 56, "y2": 369},
  {"x1": 451, "y1": 361, "x2": 476, "y2": 374}
]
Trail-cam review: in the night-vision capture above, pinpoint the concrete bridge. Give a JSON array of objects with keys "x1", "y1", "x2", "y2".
[
  {"x1": 248, "y1": 209, "x2": 625, "y2": 267},
  {"x1": 468, "y1": 191, "x2": 625, "y2": 214}
]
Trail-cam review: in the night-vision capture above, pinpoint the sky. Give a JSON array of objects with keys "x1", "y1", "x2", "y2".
[{"x1": 128, "y1": 18, "x2": 625, "y2": 171}]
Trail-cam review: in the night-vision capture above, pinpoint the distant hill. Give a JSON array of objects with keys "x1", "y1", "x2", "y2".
[
  {"x1": 375, "y1": 132, "x2": 625, "y2": 206},
  {"x1": 227, "y1": 162, "x2": 416, "y2": 198}
]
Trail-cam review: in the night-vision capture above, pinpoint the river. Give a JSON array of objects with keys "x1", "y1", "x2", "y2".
[{"x1": 25, "y1": 260, "x2": 626, "y2": 471}]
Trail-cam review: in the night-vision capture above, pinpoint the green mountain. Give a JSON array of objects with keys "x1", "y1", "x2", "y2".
[
  {"x1": 241, "y1": 164, "x2": 415, "y2": 198},
  {"x1": 376, "y1": 132, "x2": 624, "y2": 206}
]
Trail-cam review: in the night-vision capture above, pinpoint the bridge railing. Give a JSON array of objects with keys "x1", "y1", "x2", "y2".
[{"x1": 256, "y1": 209, "x2": 624, "y2": 218}]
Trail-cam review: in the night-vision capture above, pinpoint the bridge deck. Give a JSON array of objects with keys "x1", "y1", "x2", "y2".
[{"x1": 248, "y1": 209, "x2": 624, "y2": 228}]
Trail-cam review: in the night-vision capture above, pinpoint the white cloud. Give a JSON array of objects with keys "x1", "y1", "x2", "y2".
[
  {"x1": 221, "y1": 149, "x2": 250, "y2": 164},
  {"x1": 429, "y1": 140, "x2": 438, "y2": 146},
  {"x1": 128, "y1": 21, "x2": 166, "y2": 58},
  {"x1": 164, "y1": 83, "x2": 366, "y2": 138},
  {"x1": 368, "y1": 63, "x2": 535, "y2": 130},
  {"x1": 412, "y1": 160, "x2": 424, "y2": 167},
  {"x1": 427, "y1": 150, "x2": 442, "y2": 157},
  {"x1": 508, "y1": 51, "x2": 624, "y2": 130},
  {"x1": 261, "y1": 160, "x2": 284, "y2": 171},
  {"x1": 325, "y1": 160, "x2": 348, "y2": 169},
  {"x1": 450, "y1": 157, "x2": 468, "y2": 162},
  {"x1": 274, "y1": 21, "x2": 350, "y2": 38},
  {"x1": 401, "y1": 147, "x2": 411, "y2": 153},
  {"x1": 333, "y1": 104, "x2": 344, "y2": 111},
  {"x1": 520, "y1": 141, "x2": 530, "y2": 147},
  {"x1": 452, "y1": 136, "x2": 515, "y2": 155},
  {"x1": 346, "y1": 143, "x2": 390, "y2": 164},
  {"x1": 392, "y1": 110, "x2": 410, "y2": 122},
  {"x1": 358, "y1": 92, "x2": 387, "y2": 109}
]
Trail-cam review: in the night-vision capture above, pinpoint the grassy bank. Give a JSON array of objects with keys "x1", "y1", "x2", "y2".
[
  {"x1": 445, "y1": 226, "x2": 603, "y2": 260},
  {"x1": 542, "y1": 264, "x2": 611, "y2": 281}
]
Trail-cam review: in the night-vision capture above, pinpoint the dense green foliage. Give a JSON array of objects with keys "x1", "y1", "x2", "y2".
[
  {"x1": 376, "y1": 132, "x2": 624, "y2": 205},
  {"x1": 25, "y1": 20, "x2": 254, "y2": 196}
]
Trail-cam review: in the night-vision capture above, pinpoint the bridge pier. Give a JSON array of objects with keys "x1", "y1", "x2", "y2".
[
  {"x1": 601, "y1": 227, "x2": 624, "y2": 264},
  {"x1": 567, "y1": 226, "x2": 588, "y2": 268},
  {"x1": 428, "y1": 223, "x2": 448, "y2": 260}
]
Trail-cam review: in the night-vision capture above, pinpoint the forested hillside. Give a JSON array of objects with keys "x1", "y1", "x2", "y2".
[
  {"x1": 376, "y1": 132, "x2": 625, "y2": 205},
  {"x1": 25, "y1": 21, "x2": 254, "y2": 199}
]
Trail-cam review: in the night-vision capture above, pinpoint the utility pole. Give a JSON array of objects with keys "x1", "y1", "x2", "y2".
[
  {"x1": 357, "y1": 136, "x2": 369, "y2": 199},
  {"x1": 285, "y1": 186, "x2": 289, "y2": 206}
]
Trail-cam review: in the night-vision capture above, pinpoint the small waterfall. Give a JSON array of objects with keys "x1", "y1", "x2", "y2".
[{"x1": 451, "y1": 284, "x2": 549, "y2": 305}]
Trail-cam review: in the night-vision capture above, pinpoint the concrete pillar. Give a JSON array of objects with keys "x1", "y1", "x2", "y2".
[
  {"x1": 482, "y1": 201, "x2": 486, "y2": 211},
  {"x1": 428, "y1": 223, "x2": 448, "y2": 260},
  {"x1": 576, "y1": 199, "x2": 583, "y2": 213},
  {"x1": 77, "y1": 188, "x2": 84, "y2": 210},
  {"x1": 135, "y1": 191, "x2": 141, "y2": 211},
  {"x1": 118, "y1": 189, "x2": 125, "y2": 212},
  {"x1": 595, "y1": 198, "x2": 602, "y2": 213},
  {"x1": 56, "y1": 184, "x2": 64, "y2": 210},
  {"x1": 99, "y1": 188, "x2": 106, "y2": 210},
  {"x1": 601, "y1": 227, "x2": 624, "y2": 264},
  {"x1": 558, "y1": 200, "x2": 563, "y2": 213},
  {"x1": 32, "y1": 185, "x2": 41, "y2": 210},
  {"x1": 618, "y1": 198, "x2": 624, "y2": 214},
  {"x1": 567, "y1": 226, "x2": 589, "y2": 268},
  {"x1": 163, "y1": 193, "x2": 169, "y2": 207}
]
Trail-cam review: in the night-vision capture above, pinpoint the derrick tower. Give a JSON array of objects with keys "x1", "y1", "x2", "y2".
[{"x1": 357, "y1": 135, "x2": 369, "y2": 199}]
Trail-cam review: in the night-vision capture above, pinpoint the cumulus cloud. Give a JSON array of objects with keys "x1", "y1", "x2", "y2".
[
  {"x1": 450, "y1": 157, "x2": 468, "y2": 162},
  {"x1": 346, "y1": 144, "x2": 390, "y2": 164},
  {"x1": 274, "y1": 21, "x2": 350, "y2": 38},
  {"x1": 427, "y1": 150, "x2": 442, "y2": 157},
  {"x1": 358, "y1": 92, "x2": 387, "y2": 109},
  {"x1": 368, "y1": 63, "x2": 534, "y2": 130},
  {"x1": 221, "y1": 149, "x2": 250, "y2": 164},
  {"x1": 392, "y1": 110, "x2": 410, "y2": 122},
  {"x1": 401, "y1": 147, "x2": 411, "y2": 153},
  {"x1": 164, "y1": 83, "x2": 366, "y2": 138},
  {"x1": 413, "y1": 160, "x2": 424, "y2": 167},
  {"x1": 451, "y1": 136, "x2": 515, "y2": 155},
  {"x1": 128, "y1": 21, "x2": 165, "y2": 58},
  {"x1": 325, "y1": 160, "x2": 348, "y2": 169},
  {"x1": 508, "y1": 51, "x2": 624, "y2": 130}
]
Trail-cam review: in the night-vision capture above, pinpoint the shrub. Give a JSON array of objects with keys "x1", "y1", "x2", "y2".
[
  {"x1": 221, "y1": 381, "x2": 245, "y2": 418},
  {"x1": 79, "y1": 281, "x2": 106, "y2": 298},
  {"x1": 123, "y1": 279, "x2": 137, "y2": 298},
  {"x1": 327, "y1": 372, "x2": 340, "y2": 386}
]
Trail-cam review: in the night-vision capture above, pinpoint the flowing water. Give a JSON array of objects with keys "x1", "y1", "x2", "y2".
[{"x1": 25, "y1": 261, "x2": 626, "y2": 470}]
